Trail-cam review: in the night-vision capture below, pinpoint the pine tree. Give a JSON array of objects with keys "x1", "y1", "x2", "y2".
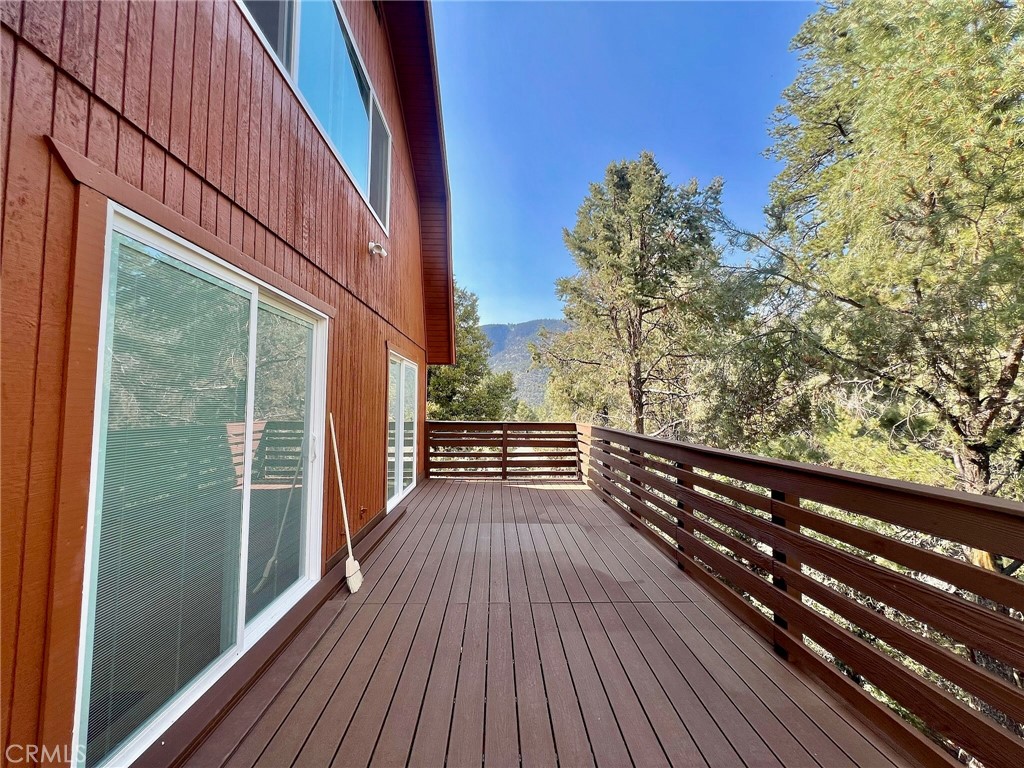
[
  {"x1": 537, "y1": 152, "x2": 736, "y2": 437},
  {"x1": 748, "y1": 0, "x2": 1024, "y2": 501}
]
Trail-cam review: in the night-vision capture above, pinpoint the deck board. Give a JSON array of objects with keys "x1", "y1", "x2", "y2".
[{"x1": 188, "y1": 479, "x2": 913, "y2": 768}]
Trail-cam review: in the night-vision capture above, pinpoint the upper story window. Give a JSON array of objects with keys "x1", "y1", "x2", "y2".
[{"x1": 241, "y1": 0, "x2": 391, "y2": 228}]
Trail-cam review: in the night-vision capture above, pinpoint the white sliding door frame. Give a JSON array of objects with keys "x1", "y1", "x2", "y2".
[
  {"x1": 386, "y1": 352, "x2": 418, "y2": 512},
  {"x1": 71, "y1": 203, "x2": 328, "y2": 768}
]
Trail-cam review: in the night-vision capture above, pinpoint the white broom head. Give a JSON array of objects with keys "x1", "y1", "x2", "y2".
[{"x1": 345, "y1": 557, "x2": 363, "y2": 593}]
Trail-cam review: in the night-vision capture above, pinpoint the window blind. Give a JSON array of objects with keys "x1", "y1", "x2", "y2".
[{"x1": 84, "y1": 235, "x2": 250, "y2": 767}]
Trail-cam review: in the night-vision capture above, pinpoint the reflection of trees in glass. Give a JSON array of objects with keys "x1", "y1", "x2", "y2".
[
  {"x1": 107, "y1": 239, "x2": 250, "y2": 430},
  {"x1": 252, "y1": 304, "x2": 312, "y2": 423}
]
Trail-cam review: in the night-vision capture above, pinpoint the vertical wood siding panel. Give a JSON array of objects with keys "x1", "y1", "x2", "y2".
[
  {"x1": 85, "y1": 97, "x2": 118, "y2": 172},
  {"x1": 20, "y1": 151, "x2": 77, "y2": 759},
  {"x1": 141, "y1": 136, "x2": 164, "y2": 201},
  {"x1": 121, "y1": 0, "x2": 153, "y2": 129},
  {"x1": 257, "y1": 57, "x2": 272, "y2": 226},
  {"x1": 216, "y1": 189, "x2": 231, "y2": 240},
  {"x1": 285, "y1": 100, "x2": 297, "y2": 244},
  {"x1": 246, "y1": 47, "x2": 264, "y2": 220},
  {"x1": 116, "y1": 119, "x2": 144, "y2": 188},
  {"x1": 205, "y1": 0, "x2": 228, "y2": 189},
  {"x1": 295, "y1": 117, "x2": 307, "y2": 255},
  {"x1": 1, "y1": 42, "x2": 55, "y2": 755},
  {"x1": 164, "y1": 154, "x2": 185, "y2": 214},
  {"x1": 93, "y1": 0, "x2": 127, "y2": 109},
  {"x1": 242, "y1": 212, "x2": 255, "y2": 257},
  {"x1": 229, "y1": 202, "x2": 243, "y2": 250},
  {"x1": 19, "y1": 0, "x2": 62, "y2": 63},
  {"x1": 168, "y1": 0, "x2": 194, "y2": 160},
  {"x1": 267, "y1": 75, "x2": 281, "y2": 235},
  {"x1": 52, "y1": 74, "x2": 89, "y2": 152},
  {"x1": 189, "y1": 0, "x2": 213, "y2": 176},
  {"x1": 183, "y1": 167, "x2": 202, "y2": 225},
  {"x1": 254, "y1": 222, "x2": 266, "y2": 269},
  {"x1": 233, "y1": 22, "x2": 251, "y2": 208},
  {"x1": 1, "y1": 28, "x2": 14, "y2": 245},
  {"x1": 201, "y1": 181, "x2": 217, "y2": 230},
  {"x1": 220, "y1": 2, "x2": 240, "y2": 199},
  {"x1": 148, "y1": 0, "x2": 174, "y2": 147},
  {"x1": 308, "y1": 141, "x2": 320, "y2": 271},
  {"x1": 59, "y1": 0, "x2": 98, "y2": 88}
]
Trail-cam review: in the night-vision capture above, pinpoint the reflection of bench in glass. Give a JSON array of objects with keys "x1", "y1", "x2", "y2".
[
  {"x1": 227, "y1": 421, "x2": 307, "y2": 614},
  {"x1": 226, "y1": 420, "x2": 306, "y2": 489}
]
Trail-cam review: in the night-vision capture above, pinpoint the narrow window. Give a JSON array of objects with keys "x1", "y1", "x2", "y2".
[
  {"x1": 75, "y1": 213, "x2": 326, "y2": 768},
  {"x1": 386, "y1": 354, "x2": 418, "y2": 508},
  {"x1": 369, "y1": 99, "x2": 391, "y2": 223}
]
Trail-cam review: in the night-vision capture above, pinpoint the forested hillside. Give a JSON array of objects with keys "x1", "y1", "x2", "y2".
[{"x1": 482, "y1": 319, "x2": 567, "y2": 408}]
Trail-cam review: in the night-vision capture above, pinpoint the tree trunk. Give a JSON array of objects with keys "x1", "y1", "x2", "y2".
[
  {"x1": 954, "y1": 445, "x2": 999, "y2": 569},
  {"x1": 630, "y1": 360, "x2": 645, "y2": 434}
]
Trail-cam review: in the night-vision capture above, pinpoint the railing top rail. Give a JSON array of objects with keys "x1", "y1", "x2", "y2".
[
  {"x1": 427, "y1": 421, "x2": 577, "y2": 430},
  {"x1": 580, "y1": 423, "x2": 1024, "y2": 520}
]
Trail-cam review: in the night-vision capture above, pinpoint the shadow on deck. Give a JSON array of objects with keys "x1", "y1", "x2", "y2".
[{"x1": 186, "y1": 479, "x2": 913, "y2": 768}]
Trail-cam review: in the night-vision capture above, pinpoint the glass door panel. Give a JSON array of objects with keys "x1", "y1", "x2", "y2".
[
  {"x1": 83, "y1": 234, "x2": 250, "y2": 767},
  {"x1": 402, "y1": 364, "x2": 416, "y2": 491},
  {"x1": 244, "y1": 302, "x2": 314, "y2": 623},
  {"x1": 386, "y1": 357, "x2": 401, "y2": 500},
  {"x1": 386, "y1": 355, "x2": 417, "y2": 507}
]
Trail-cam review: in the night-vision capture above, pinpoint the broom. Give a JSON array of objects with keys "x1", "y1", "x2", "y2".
[{"x1": 329, "y1": 412, "x2": 363, "y2": 593}]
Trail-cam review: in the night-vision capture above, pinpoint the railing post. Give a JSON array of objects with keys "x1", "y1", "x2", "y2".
[
  {"x1": 425, "y1": 422, "x2": 431, "y2": 478},
  {"x1": 501, "y1": 423, "x2": 508, "y2": 480},
  {"x1": 770, "y1": 489, "x2": 802, "y2": 659},
  {"x1": 574, "y1": 424, "x2": 582, "y2": 481},
  {"x1": 627, "y1": 446, "x2": 643, "y2": 501},
  {"x1": 674, "y1": 462, "x2": 693, "y2": 569}
]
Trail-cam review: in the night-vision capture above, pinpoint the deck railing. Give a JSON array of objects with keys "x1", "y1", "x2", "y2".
[
  {"x1": 425, "y1": 421, "x2": 579, "y2": 480},
  {"x1": 578, "y1": 423, "x2": 1024, "y2": 767},
  {"x1": 425, "y1": 420, "x2": 1024, "y2": 765}
]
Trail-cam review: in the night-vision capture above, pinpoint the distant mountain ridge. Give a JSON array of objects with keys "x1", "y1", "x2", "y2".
[{"x1": 481, "y1": 318, "x2": 567, "y2": 409}]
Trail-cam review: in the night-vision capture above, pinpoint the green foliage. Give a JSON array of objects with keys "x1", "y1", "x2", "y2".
[
  {"x1": 427, "y1": 284, "x2": 519, "y2": 421},
  {"x1": 537, "y1": 151, "x2": 745, "y2": 436},
  {"x1": 721, "y1": 0, "x2": 1024, "y2": 498}
]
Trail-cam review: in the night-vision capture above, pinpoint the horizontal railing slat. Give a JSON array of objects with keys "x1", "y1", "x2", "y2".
[
  {"x1": 426, "y1": 422, "x2": 581, "y2": 480},
  {"x1": 581, "y1": 424, "x2": 1024, "y2": 558}
]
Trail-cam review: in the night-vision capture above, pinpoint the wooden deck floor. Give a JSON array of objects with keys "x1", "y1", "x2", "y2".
[{"x1": 187, "y1": 479, "x2": 912, "y2": 768}]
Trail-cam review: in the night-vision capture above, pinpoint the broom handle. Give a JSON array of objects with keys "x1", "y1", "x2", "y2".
[{"x1": 329, "y1": 413, "x2": 355, "y2": 561}]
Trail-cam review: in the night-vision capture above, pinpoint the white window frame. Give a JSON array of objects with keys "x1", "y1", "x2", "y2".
[
  {"x1": 235, "y1": 0, "x2": 393, "y2": 232},
  {"x1": 71, "y1": 202, "x2": 329, "y2": 768},
  {"x1": 386, "y1": 352, "x2": 418, "y2": 511}
]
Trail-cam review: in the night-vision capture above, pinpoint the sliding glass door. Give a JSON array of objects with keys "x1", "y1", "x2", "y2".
[
  {"x1": 386, "y1": 353, "x2": 418, "y2": 508},
  {"x1": 75, "y1": 210, "x2": 326, "y2": 768}
]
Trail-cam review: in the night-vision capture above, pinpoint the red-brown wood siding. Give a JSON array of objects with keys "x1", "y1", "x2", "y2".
[{"x1": 1, "y1": 0, "x2": 445, "y2": 759}]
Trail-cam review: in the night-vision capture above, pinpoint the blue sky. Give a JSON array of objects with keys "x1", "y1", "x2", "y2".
[{"x1": 432, "y1": 0, "x2": 814, "y2": 325}]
